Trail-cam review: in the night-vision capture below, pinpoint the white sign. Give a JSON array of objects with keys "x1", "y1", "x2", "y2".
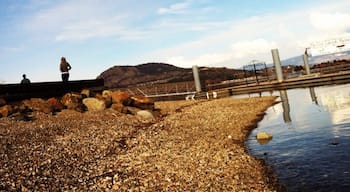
[{"x1": 307, "y1": 36, "x2": 350, "y2": 57}]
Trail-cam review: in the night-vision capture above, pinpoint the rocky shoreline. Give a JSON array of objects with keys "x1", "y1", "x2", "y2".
[{"x1": 0, "y1": 96, "x2": 282, "y2": 191}]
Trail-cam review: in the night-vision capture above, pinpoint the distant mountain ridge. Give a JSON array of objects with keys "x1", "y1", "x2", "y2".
[
  {"x1": 279, "y1": 51, "x2": 350, "y2": 67},
  {"x1": 98, "y1": 63, "x2": 242, "y2": 88},
  {"x1": 98, "y1": 52, "x2": 350, "y2": 88}
]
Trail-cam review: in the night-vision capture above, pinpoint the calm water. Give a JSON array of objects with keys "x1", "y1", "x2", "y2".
[{"x1": 242, "y1": 84, "x2": 350, "y2": 192}]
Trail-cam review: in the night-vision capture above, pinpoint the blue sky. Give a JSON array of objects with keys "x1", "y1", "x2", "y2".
[{"x1": 1, "y1": 0, "x2": 350, "y2": 83}]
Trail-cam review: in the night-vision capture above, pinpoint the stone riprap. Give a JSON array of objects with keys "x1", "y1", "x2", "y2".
[{"x1": 0, "y1": 96, "x2": 282, "y2": 191}]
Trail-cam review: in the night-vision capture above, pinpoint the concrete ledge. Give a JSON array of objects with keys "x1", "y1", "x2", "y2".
[{"x1": 0, "y1": 79, "x2": 105, "y2": 102}]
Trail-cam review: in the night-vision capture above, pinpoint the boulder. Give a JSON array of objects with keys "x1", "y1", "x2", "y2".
[
  {"x1": 131, "y1": 96, "x2": 154, "y2": 110},
  {"x1": 136, "y1": 110, "x2": 155, "y2": 120},
  {"x1": 47, "y1": 97, "x2": 64, "y2": 111},
  {"x1": 111, "y1": 103, "x2": 128, "y2": 114},
  {"x1": 256, "y1": 132, "x2": 273, "y2": 140},
  {"x1": 17, "y1": 103, "x2": 31, "y2": 113},
  {"x1": 126, "y1": 106, "x2": 141, "y2": 115},
  {"x1": 11, "y1": 105, "x2": 35, "y2": 121},
  {"x1": 102, "y1": 90, "x2": 112, "y2": 99},
  {"x1": 83, "y1": 98, "x2": 106, "y2": 111},
  {"x1": 0, "y1": 98, "x2": 6, "y2": 107},
  {"x1": 104, "y1": 97, "x2": 113, "y2": 108},
  {"x1": 111, "y1": 90, "x2": 132, "y2": 106},
  {"x1": 95, "y1": 93, "x2": 104, "y2": 100},
  {"x1": 0, "y1": 105, "x2": 13, "y2": 117},
  {"x1": 96, "y1": 92, "x2": 112, "y2": 108},
  {"x1": 81, "y1": 89, "x2": 90, "y2": 98},
  {"x1": 61, "y1": 93, "x2": 83, "y2": 110},
  {"x1": 22, "y1": 98, "x2": 53, "y2": 114}
]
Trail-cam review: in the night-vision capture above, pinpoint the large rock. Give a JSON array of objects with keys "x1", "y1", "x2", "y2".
[
  {"x1": 83, "y1": 98, "x2": 106, "y2": 111},
  {"x1": 0, "y1": 98, "x2": 6, "y2": 107},
  {"x1": 96, "y1": 91, "x2": 112, "y2": 108},
  {"x1": 61, "y1": 93, "x2": 84, "y2": 111},
  {"x1": 111, "y1": 90, "x2": 132, "y2": 106},
  {"x1": 81, "y1": 89, "x2": 91, "y2": 98},
  {"x1": 126, "y1": 106, "x2": 141, "y2": 115},
  {"x1": 47, "y1": 97, "x2": 64, "y2": 111},
  {"x1": 0, "y1": 105, "x2": 13, "y2": 117},
  {"x1": 23, "y1": 98, "x2": 53, "y2": 114},
  {"x1": 102, "y1": 90, "x2": 112, "y2": 99},
  {"x1": 131, "y1": 96, "x2": 154, "y2": 110},
  {"x1": 256, "y1": 132, "x2": 273, "y2": 140},
  {"x1": 111, "y1": 103, "x2": 128, "y2": 114},
  {"x1": 136, "y1": 110, "x2": 155, "y2": 120}
]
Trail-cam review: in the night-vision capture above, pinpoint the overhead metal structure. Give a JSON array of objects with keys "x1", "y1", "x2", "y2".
[{"x1": 243, "y1": 60, "x2": 269, "y2": 84}]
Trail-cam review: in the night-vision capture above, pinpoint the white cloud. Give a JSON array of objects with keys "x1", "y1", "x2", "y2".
[
  {"x1": 158, "y1": 1, "x2": 190, "y2": 14},
  {"x1": 310, "y1": 11, "x2": 350, "y2": 35},
  {"x1": 154, "y1": 19, "x2": 229, "y2": 32},
  {"x1": 0, "y1": 46, "x2": 21, "y2": 52},
  {"x1": 161, "y1": 39, "x2": 276, "y2": 69},
  {"x1": 55, "y1": 16, "x2": 125, "y2": 41},
  {"x1": 24, "y1": 1, "x2": 87, "y2": 32},
  {"x1": 166, "y1": 52, "x2": 233, "y2": 68},
  {"x1": 157, "y1": 0, "x2": 213, "y2": 16},
  {"x1": 145, "y1": 1, "x2": 350, "y2": 70},
  {"x1": 22, "y1": 0, "x2": 148, "y2": 41},
  {"x1": 146, "y1": 13, "x2": 303, "y2": 69},
  {"x1": 13, "y1": 0, "x2": 350, "y2": 74},
  {"x1": 22, "y1": 0, "x2": 218, "y2": 41},
  {"x1": 231, "y1": 39, "x2": 277, "y2": 59}
]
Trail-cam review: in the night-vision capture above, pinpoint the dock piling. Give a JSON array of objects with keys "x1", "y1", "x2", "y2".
[
  {"x1": 192, "y1": 65, "x2": 202, "y2": 92},
  {"x1": 271, "y1": 49, "x2": 284, "y2": 82}
]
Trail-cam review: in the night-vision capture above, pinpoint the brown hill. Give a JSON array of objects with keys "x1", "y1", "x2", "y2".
[{"x1": 98, "y1": 63, "x2": 244, "y2": 88}]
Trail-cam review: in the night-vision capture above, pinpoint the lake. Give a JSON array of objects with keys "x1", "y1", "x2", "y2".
[{"x1": 241, "y1": 84, "x2": 350, "y2": 192}]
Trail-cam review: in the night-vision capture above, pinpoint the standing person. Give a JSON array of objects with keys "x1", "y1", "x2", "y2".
[
  {"x1": 60, "y1": 57, "x2": 72, "y2": 82},
  {"x1": 21, "y1": 74, "x2": 31, "y2": 84}
]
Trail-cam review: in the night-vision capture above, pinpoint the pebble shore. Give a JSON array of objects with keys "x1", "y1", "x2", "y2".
[{"x1": 0, "y1": 96, "x2": 281, "y2": 191}]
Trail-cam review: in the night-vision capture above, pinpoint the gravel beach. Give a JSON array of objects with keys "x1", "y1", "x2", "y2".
[{"x1": 0, "y1": 96, "x2": 281, "y2": 191}]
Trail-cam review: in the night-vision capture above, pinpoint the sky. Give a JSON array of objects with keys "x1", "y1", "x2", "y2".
[{"x1": 1, "y1": 0, "x2": 350, "y2": 83}]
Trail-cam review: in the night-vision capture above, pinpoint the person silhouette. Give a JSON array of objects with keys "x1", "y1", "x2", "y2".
[
  {"x1": 20, "y1": 74, "x2": 31, "y2": 84},
  {"x1": 60, "y1": 57, "x2": 72, "y2": 82}
]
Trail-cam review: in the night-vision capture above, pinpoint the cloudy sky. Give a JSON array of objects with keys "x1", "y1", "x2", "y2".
[{"x1": 1, "y1": 0, "x2": 350, "y2": 83}]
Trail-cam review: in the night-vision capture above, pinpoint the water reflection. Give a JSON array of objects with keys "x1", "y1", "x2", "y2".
[
  {"x1": 318, "y1": 85, "x2": 350, "y2": 112},
  {"x1": 279, "y1": 90, "x2": 291, "y2": 123},
  {"x1": 246, "y1": 84, "x2": 350, "y2": 192},
  {"x1": 309, "y1": 87, "x2": 318, "y2": 105},
  {"x1": 274, "y1": 85, "x2": 350, "y2": 133},
  {"x1": 278, "y1": 86, "x2": 335, "y2": 123}
]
